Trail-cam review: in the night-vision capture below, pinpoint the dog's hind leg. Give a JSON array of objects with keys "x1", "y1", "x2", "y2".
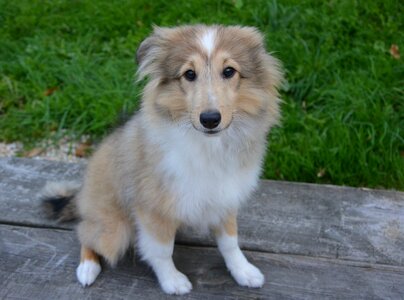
[{"x1": 75, "y1": 209, "x2": 132, "y2": 286}]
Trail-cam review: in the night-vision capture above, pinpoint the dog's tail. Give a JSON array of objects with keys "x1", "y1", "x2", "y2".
[{"x1": 41, "y1": 181, "x2": 81, "y2": 222}]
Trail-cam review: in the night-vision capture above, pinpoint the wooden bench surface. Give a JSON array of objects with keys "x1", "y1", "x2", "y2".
[{"x1": 1, "y1": 157, "x2": 403, "y2": 299}]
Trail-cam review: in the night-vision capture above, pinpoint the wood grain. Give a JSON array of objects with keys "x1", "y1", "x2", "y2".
[
  {"x1": 1, "y1": 224, "x2": 403, "y2": 299},
  {"x1": 1, "y1": 157, "x2": 403, "y2": 266}
]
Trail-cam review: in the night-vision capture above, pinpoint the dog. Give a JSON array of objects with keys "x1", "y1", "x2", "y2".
[{"x1": 42, "y1": 24, "x2": 282, "y2": 295}]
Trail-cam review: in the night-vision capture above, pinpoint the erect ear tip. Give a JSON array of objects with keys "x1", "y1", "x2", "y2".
[
  {"x1": 136, "y1": 35, "x2": 153, "y2": 65},
  {"x1": 136, "y1": 26, "x2": 176, "y2": 65}
]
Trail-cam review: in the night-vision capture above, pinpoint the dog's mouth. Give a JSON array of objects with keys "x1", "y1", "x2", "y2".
[
  {"x1": 203, "y1": 129, "x2": 221, "y2": 136},
  {"x1": 191, "y1": 123, "x2": 223, "y2": 136},
  {"x1": 192, "y1": 123, "x2": 232, "y2": 137},
  {"x1": 191, "y1": 116, "x2": 232, "y2": 136}
]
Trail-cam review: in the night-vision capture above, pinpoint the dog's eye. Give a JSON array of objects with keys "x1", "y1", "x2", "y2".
[
  {"x1": 184, "y1": 70, "x2": 196, "y2": 81},
  {"x1": 222, "y1": 67, "x2": 236, "y2": 79}
]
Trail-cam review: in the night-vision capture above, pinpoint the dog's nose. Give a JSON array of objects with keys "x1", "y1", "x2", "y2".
[{"x1": 200, "y1": 110, "x2": 221, "y2": 129}]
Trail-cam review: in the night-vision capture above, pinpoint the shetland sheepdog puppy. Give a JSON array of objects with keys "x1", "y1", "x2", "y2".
[{"x1": 42, "y1": 25, "x2": 282, "y2": 295}]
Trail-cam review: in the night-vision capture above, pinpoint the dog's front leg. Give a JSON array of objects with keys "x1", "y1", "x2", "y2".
[
  {"x1": 136, "y1": 210, "x2": 192, "y2": 295},
  {"x1": 214, "y1": 213, "x2": 265, "y2": 288}
]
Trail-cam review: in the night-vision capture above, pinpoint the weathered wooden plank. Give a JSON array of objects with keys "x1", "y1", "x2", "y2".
[
  {"x1": 1, "y1": 224, "x2": 403, "y2": 299},
  {"x1": 1, "y1": 157, "x2": 403, "y2": 266},
  {"x1": 0, "y1": 157, "x2": 84, "y2": 229}
]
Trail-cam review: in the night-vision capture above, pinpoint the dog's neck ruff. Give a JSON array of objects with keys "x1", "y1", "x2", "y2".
[{"x1": 143, "y1": 119, "x2": 265, "y2": 229}]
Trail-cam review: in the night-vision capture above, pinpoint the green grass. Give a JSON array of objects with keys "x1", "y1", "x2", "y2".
[{"x1": 0, "y1": 0, "x2": 403, "y2": 189}]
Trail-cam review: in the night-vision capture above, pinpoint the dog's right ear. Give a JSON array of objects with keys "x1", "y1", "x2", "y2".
[
  {"x1": 135, "y1": 33, "x2": 158, "y2": 81},
  {"x1": 135, "y1": 26, "x2": 176, "y2": 81},
  {"x1": 136, "y1": 26, "x2": 173, "y2": 81},
  {"x1": 136, "y1": 35, "x2": 156, "y2": 66}
]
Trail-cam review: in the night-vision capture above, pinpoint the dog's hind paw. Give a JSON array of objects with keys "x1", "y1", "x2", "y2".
[{"x1": 76, "y1": 260, "x2": 101, "y2": 287}]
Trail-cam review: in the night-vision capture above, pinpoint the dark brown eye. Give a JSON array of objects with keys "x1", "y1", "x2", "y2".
[
  {"x1": 222, "y1": 67, "x2": 236, "y2": 79},
  {"x1": 184, "y1": 70, "x2": 196, "y2": 81}
]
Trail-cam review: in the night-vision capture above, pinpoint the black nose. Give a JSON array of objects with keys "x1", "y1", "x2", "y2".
[{"x1": 200, "y1": 110, "x2": 221, "y2": 129}]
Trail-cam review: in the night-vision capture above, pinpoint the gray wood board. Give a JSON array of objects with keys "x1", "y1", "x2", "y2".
[
  {"x1": 1, "y1": 157, "x2": 403, "y2": 266},
  {"x1": 1, "y1": 224, "x2": 403, "y2": 300}
]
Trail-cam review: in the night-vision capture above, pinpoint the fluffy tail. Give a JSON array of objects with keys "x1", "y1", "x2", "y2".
[{"x1": 41, "y1": 181, "x2": 81, "y2": 222}]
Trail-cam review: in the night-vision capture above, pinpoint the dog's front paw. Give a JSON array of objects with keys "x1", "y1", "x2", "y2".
[
  {"x1": 160, "y1": 270, "x2": 192, "y2": 295},
  {"x1": 230, "y1": 262, "x2": 264, "y2": 288},
  {"x1": 76, "y1": 260, "x2": 101, "y2": 287}
]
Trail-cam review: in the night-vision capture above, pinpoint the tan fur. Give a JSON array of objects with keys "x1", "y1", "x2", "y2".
[
  {"x1": 222, "y1": 214, "x2": 238, "y2": 236},
  {"x1": 212, "y1": 213, "x2": 238, "y2": 237},
  {"x1": 81, "y1": 24, "x2": 281, "y2": 264},
  {"x1": 138, "y1": 25, "x2": 282, "y2": 134},
  {"x1": 80, "y1": 246, "x2": 100, "y2": 264},
  {"x1": 136, "y1": 208, "x2": 179, "y2": 244},
  {"x1": 45, "y1": 25, "x2": 283, "y2": 285},
  {"x1": 76, "y1": 136, "x2": 134, "y2": 266}
]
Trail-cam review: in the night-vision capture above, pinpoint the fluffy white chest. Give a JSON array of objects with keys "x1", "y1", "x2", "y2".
[{"x1": 156, "y1": 129, "x2": 261, "y2": 227}]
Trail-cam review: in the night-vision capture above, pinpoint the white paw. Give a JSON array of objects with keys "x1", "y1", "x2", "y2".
[
  {"x1": 76, "y1": 260, "x2": 101, "y2": 287},
  {"x1": 159, "y1": 270, "x2": 192, "y2": 295},
  {"x1": 230, "y1": 262, "x2": 264, "y2": 288}
]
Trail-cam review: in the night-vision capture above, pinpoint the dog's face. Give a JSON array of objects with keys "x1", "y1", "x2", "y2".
[{"x1": 137, "y1": 25, "x2": 282, "y2": 135}]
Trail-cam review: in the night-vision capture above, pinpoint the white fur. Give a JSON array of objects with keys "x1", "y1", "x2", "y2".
[
  {"x1": 217, "y1": 233, "x2": 264, "y2": 287},
  {"x1": 137, "y1": 221, "x2": 192, "y2": 295},
  {"x1": 146, "y1": 122, "x2": 261, "y2": 230},
  {"x1": 207, "y1": 89, "x2": 217, "y2": 106},
  {"x1": 200, "y1": 29, "x2": 216, "y2": 56},
  {"x1": 76, "y1": 260, "x2": 101, "y2": 287}
]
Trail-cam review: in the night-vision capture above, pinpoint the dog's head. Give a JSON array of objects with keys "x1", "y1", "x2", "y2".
[{"x1": 137, "y1": 25, "x2": 282, "y2": 136}]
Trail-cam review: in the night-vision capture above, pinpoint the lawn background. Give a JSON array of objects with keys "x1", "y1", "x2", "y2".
[{"x1": 0, "y1": 0, "x2": 403, "y2": 189}]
